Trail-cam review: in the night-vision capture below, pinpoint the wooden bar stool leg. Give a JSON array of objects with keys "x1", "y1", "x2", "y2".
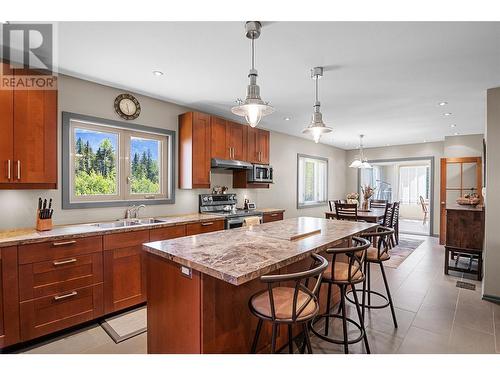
[
  {"x1": 351, "y1": 283, "x2": 370, "y2": 354},
  {"x1": 367, "y1": 262, "x2": 372, "y2": 306},
  {"x1": 379, "y1": 262, "x2": 398, "y2": 328},
  {"x1": 340, "y1": 285, "x2": 349, "y2": 354},
  {"x1": 251, "y1": 319, "x2": 263, "y2": 353},
  {"x1": 271, "y1": 323, "x2": 278, "y2": 354},
  {"x1": 362, "y1": 261, "x2": 367, "y2": 322},
  {"x1": 324, "y1": 283, "x2": 332, "y2": 336},
  {"x1": 288, "y1": 324, "x2": 294, "y2": 354}
]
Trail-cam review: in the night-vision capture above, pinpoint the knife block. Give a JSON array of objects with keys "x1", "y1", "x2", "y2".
[{"x1": 36, "y1": 212, "x2": 53, "y2": 231}]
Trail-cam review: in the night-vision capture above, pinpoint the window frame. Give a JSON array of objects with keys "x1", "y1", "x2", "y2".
[
  {"x1": 297, "y1": 153, "x2": 329, "y2": 209},
  {"x1": 62, "y1": 112, "x2": 175, "y2": 209}
]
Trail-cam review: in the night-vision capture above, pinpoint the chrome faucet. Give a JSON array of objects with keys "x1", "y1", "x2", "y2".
[{"x1": 125, "y1": 204, "x2": 146, "y2": 219}]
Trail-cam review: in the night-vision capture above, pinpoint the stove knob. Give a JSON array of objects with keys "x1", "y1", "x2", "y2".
[{"x1": 202, "y1": 196, "x2": 208, "y2": 202}]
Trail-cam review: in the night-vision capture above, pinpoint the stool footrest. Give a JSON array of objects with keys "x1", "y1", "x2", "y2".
[
  {"x1": 345, "y1": 289, "x2": 390, "y2": 309},
  {"x1": 310, "y1": 313, "x2": 365, "y2": 345}
]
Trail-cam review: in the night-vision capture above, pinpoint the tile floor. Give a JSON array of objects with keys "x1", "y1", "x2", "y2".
[{"x1": 16, "y1": 235, "x2": 500, "y2": 354}]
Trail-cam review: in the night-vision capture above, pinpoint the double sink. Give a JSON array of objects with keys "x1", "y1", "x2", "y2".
[{"x1": 91, "y1": 218, "x2": 166, "y2": 229}]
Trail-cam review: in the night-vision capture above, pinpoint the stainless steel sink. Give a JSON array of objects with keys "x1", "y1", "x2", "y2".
[{"x1": 91, "y1": 218, "x2": 166, "y2": 228}]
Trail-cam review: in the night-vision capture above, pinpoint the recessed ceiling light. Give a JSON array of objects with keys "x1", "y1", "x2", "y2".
[
  {"x1": 423, "y1": 140, "x2": 427, "y2": 143},
  {"x1": 444, "y1": 112, "x2": 452, "y2": 116},
  {"x1": 454, "y1": 132, "x2": 459, "y2": 136},
  {"x1": 152, "y1": 70, "x2": 164, "y2": 76},
  {"x1": 450, "y1": 124, "x2": 456, "y2": 128},
  {"x1": 283, "y1": 117, "x2": 291, "y2": 121},
  {"x1": 439, "y1": 101, "x2": 448, "y2": 106}
]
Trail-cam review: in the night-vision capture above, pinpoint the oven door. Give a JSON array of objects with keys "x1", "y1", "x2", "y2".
[{"x1": 226, "y1": 217, "x2": 245, "y2": 230}]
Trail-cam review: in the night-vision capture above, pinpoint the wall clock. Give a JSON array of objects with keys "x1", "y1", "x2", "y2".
[{"x1": 114, "y1": 93, "x2": 141, "y2": 120}]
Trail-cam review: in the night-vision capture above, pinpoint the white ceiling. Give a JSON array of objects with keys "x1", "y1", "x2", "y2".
[{"x1": 56, "y1": 22, "x2": 500, "y2": 149}]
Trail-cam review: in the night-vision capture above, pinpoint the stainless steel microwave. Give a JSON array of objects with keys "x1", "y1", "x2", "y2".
[{"x1": 248, "y1": 164, "x2": 273, "y2": 183}]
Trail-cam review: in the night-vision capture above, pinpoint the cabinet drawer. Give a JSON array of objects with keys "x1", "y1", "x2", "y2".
[
  {"x1": 19, "y1": 252, "x2": 103, "y2": 302},
  {"x1": 150, "y1": 225, "x2": 186, "y2": 242},
  {"x1": 18, "y1": 236, "x2": 103, "y2": 264},
  {"x1": 104, "y1": 230, "x2": 149, "y2": 250},
  {"x1": 263, "y1": 212, "x2": 283, "y2": 223},
  {"x1": 20, "y1": 283, "x2": 103, "y2": 341},
  {"x1": 186, "y1": 220, "x2": 224, "y2": 235}
]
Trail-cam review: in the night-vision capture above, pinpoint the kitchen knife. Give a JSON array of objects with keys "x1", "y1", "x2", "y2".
[
  {"x1": 38, "y1": 197, "x2": 42, "y2": 211},
  {"x1": 49, "y1": 209, "x2": 53, "y2": 219},
  {"x1": 42, "y1": 199, "x2": 47, "y2": 219}
]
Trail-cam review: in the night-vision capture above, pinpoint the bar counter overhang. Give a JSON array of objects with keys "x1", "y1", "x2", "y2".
[{"x1": 143, "y1": 217, "x2": 377, "y2": 354}]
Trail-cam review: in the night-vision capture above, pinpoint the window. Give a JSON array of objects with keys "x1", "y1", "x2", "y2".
[
  {"x1": 398, "y1": 165, "x2": 429, "y2": 204},
  {"x1": 63, "y1": 112, "x2": 175, "y2": 209},
  {"x1": 297, "y1": 154, "x2": 328, "y2": 208}
]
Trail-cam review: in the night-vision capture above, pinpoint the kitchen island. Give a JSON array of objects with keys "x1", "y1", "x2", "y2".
[{"x1": 143, "y1": 216, "x2": 377, "y2": 353}]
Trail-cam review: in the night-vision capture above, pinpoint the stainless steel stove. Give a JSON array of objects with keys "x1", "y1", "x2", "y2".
[{"x1": 199, "y1": 193, "x2": 263, "y2": 229}]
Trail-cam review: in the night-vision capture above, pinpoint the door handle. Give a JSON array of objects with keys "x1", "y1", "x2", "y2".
[
  {"x1": 6, "y1": 160, "x2": 11, "y2": 180},
  {"x1": 16, "y1": 160, "x2": 21, "y2": 180},
  {"x1": 53, "y1": 258, "x2": 77, "y2": 266},
  {"x1": 53, "y1": 291, "x2": 78, "y2": 301}
]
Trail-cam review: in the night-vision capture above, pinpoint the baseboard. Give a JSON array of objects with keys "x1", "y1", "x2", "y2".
[{"x1": 482, "y1": 294, "x2": 500, "y2": 304}]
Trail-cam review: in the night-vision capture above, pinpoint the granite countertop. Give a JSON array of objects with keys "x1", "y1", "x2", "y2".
[
  {"x1": 143, "y1": 217, "x2": 377, "y2": 286},
  {"x1": 0, "y1": 213, "x2": 223, "y2": 248}
]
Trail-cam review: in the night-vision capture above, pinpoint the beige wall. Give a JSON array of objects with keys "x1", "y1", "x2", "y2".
[
  {"x1": 444, "y1": 134, "x2": 484, "y2": 158},
  {"x1": 483, "y1": 87, "x2": 500, "y2": 299},
  {"x1": 0, "y1": 75, "x2": 345, "y2": 230}
]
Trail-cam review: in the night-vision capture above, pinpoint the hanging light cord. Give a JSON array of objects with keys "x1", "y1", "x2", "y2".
[{"x1": 251, "y1": 37, "x2": 255, "y2": 71}]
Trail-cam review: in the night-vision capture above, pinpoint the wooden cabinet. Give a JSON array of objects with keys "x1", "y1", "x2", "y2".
[
  {"x1": 247, "y1": 127, "x2": 270, "y2": 164},
  {"x1": 103, "y1": 230, "x2": 149, "y2": 314},
  {"x1": 0, "y1": 65, "x2": 57, "y2": 189},
  {"x1": 262, "y1": 211, "x2": 284, "y2": 223},
  {"x1": 179, "y1": 112, "x2": 211, "y2": 189},
  {"x1": 150, "y1": 225, "x2": 186, "y2": 242},
  {"x1": 186, "y1": 220, "x2": 225, "y2": 236},
  {"x1": 0, "y1": 247, "x2": 20, "y2": 349},
  {"x1": 18, "y1": 236, "x2": 103, "y2": 341},
  {"x1": 226, "y1": 121, "x2": 247, "y2": 160}
]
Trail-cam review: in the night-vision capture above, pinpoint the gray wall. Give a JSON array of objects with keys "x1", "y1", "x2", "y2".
[
  {"x1": 484, "y1": 87, "x2": 500, "y2": 300},
  {"x1": 0, "y1": 75, "x2": 346, "y2": 230}
]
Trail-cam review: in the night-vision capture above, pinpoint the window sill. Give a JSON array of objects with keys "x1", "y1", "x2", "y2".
[
  {"x1": 63, "y1": 197, "x2": 175, "y2": 209},
  {"x1": 297, "y1": 202, "x2": 328, "y2": 209}
]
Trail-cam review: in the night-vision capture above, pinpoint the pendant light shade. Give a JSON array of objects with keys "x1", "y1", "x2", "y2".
[
  {"x1": 231, "y1": 21, "x2": 274, "y2": 128},
  {"x1": 349, "y1": 135, "x2": 372, "y2": 168},
  {"x1": 302, "y1": 67, "x2": 333, "y2": 143}
]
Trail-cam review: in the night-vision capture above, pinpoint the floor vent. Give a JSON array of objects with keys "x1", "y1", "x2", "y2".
[{"x1": 456, "y1": 281, "x2": 476, "y2": 291}]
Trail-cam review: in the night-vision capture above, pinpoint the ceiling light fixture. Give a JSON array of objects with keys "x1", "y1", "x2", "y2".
[
  {"x1": 439, "y1": 101, "x2": 448, "y2": 106},
  {"x1": 231, "y1": 21, "x2": 274, "y2": 128},
  {"x1": 444, "y1": 112, "x2": 452, "y2": 116},
  {"x1": 284, "y1": 116, "x2": 291, "y2": 121},
  {"x1": 450, "y1": 124, "x2": 457, "y2": 128},
  {"x1": 152, "y1": 70, "x2": 164, "y2": 76},
  {"x1": 454, "y1": 132, "x2": 459, "y2": 136},
  {"x1": 302, "y1": 67, "x2": 333, "y2": 144},
  {"x1": 349, "y1": 135, "x2": 372, "y2": 169}
]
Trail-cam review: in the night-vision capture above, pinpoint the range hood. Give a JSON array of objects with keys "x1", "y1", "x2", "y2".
[{"x1": 211, "y1": 158, "x2": 253, "y2": 170}]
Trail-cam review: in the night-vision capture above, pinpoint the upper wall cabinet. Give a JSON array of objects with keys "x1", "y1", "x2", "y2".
[
  {"x1": 209, "y1": 117, "x2": 247, "y2": 161},
  {"x1": 179, "y1": 112, "x2": 211, "y2": 189},
  {"x1": 0, "y1": 64, "x2": 57, "y2": 189},
  {"x1": 247, "y1": 127, "x2": 270, "y2": 164}
]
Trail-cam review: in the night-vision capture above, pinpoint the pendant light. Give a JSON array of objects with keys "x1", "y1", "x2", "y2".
[
  {"x1": 231, "y1": 21, "x2": 274, "y2": 128},
  {"x1": 302, "y1": 67, "x2": 333, "y2": 143},
  {"x1": 349, "y1": 135, "x2": 372, "y2": 168}
]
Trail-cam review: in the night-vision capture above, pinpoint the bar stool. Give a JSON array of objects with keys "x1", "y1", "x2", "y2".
[
  {"x1": 347, "y1": 226, "x2": 398, "y2": 328},
  {"x1": 249, "y1": 253, "x2": 328, "y2": 354},
  {"x1": 309, "y1": 237, "x2": 371, "y2": 354}
]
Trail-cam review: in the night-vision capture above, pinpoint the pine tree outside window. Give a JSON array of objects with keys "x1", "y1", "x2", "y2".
[{"x1": 62, "y1": 112, "x2": 175, "y2": 209}]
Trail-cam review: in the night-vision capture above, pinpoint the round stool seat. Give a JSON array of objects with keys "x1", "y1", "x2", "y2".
[
  {"x1": 366, "y1": 247, "x2": 390, "y2": 262},
  {"x1": 323, "y1": 261, "x2": 363, "y2": 283},
  {"x1": 250, "y1": 286, "x2": 319, "y2": 322}
]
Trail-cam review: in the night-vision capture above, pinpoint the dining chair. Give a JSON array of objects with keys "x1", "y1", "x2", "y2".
[
  {"x1": 328, "y1": 200, "x2": 346, "y2": 211},
  {"x1": 370, "y1": 199, "x2": 387, "y2": 209},
  {"x1": 419, "y1": 195, "x2": 428, "y2": 224},
  {"x1": 334, "y1": 202, "x2": 358, "y2": 221}
]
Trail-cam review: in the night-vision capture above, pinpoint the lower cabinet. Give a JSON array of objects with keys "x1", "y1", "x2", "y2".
[
  {"x1": 103, "y1": 230, "x2": 149, "y2": 314},
  {"x1": 0, "y1": 247, "x2": 20, "y2": 349},
  {"x1": 262, "y1": 211, "x2": 284, "y2": 223},
  {"x1": 186, "y1": 220, "x2": 224, "y2": 235}
]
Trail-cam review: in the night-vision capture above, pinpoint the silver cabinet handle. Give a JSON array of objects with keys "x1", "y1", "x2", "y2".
[
  {"x1": 270, "y1": 213, "x2": 278, "y2": 217},
  {"x1": 16, "y1": 160, "x2": 20, "y2": 180},
  {"x1": 54, "y1": 291, "x2": 78, "y2": 301},
  {"x1": 52, "y1": 240, "x2": 77, "y2": 247},
  {"x1": 7, "y1": 160, "x2": 11, "y2": 180},
  {"x1": 201, "y1": 222, "x2": 214, "y2": 226},
  {"x1": 53, "y1": 258, "x2": 77, "y2": 266}
]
